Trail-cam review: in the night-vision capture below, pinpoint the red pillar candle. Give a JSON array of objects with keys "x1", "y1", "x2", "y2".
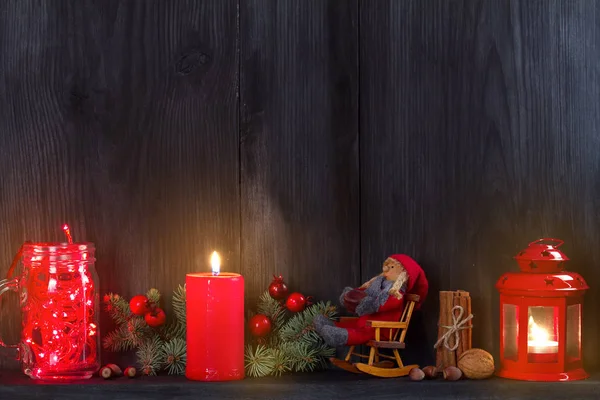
[{"x1": 186, "y1": 252, "x2": 245, "y2": 381}]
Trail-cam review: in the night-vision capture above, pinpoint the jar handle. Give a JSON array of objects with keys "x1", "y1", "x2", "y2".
[
  {"x1": 0, "y1": 242, "x2": 28, "y2": 359},
  {"x1": 0, "y1": 277, "x2": 20, "y2": 358},
  {"x1": 528, "y1": 238, "x2": 564, "y2": 248}
]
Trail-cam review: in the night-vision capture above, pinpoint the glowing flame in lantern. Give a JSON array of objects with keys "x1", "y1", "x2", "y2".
[
  {"x1": 529, "y1": 316, "x2": 550, "y2": 343},
  {"x1": 527, "y1": 316, "x2": 558, "y2": 354},
  {"x1": 211, "y1": 251, "x2": 221, "y2": 275}
]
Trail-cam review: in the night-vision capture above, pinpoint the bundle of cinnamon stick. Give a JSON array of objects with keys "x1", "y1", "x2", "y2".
[{"x1": 435, "y1": 290, "x2": 472, "y2": 369}]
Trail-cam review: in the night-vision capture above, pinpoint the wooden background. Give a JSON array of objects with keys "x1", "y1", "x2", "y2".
[{"x1": 1, "y1": 0, "x2": 599, "y2": 372}]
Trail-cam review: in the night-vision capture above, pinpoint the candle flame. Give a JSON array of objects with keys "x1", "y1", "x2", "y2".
[
  {"x1": 211, "y1": 251, "x2": 221, "y2": 275},
  {"x1": 528, "y1": 316, "x2": 550, "y2": 343}
]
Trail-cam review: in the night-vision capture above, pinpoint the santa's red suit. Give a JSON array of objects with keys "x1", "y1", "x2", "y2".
[{"x1": 315, "y1": 254, "x2": 428, "y2": 347}]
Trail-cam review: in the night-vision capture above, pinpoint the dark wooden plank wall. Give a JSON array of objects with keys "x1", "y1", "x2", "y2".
[
  {"x1": 240, "y1": 0, "x2": 360, "y2": 306},
  {"x1": 361, "y1": 0, "x2": 600, "y2": 367},
  {"x1": 1, "y1": 0, "x2": 599, "y2": 372}
]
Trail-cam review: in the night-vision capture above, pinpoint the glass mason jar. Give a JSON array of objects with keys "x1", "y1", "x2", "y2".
[{"x1": 0, "y1": 242, "x2": 100, "y2": 380}]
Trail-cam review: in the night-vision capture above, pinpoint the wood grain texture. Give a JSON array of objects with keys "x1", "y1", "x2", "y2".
[
  {"x1": 240, "y1": 0, "x2": 360, "y2": 304},
  {"x1": 0, "y1": 0, "x2": 599, "y2": 376},
  {"x1": 0, "y1": 0, "x2": 239, "y2": 369},
  {"x1": 361, "y1": 0, "x2": 600, "y2": 369}
]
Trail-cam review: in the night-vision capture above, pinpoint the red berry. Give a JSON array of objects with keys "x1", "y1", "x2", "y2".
[
  {"x1": 145, "y1": 307, "x2": 166, "y2": 327},
  {"x1": 129, "y1": 295, "x2": 150, "y2": 316},
  {"x1": 269, "y1": 275, "x2": 289, "y2": 300},
  {"x1": 285, "y1": 292, "x2": 307, "y2": 313},
  {"x1": 248, "y1": 314, "x2": 272, "y2": 337}
]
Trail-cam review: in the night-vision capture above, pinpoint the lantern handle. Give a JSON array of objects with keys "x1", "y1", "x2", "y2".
[{"x1": 529, "y1": 238, "x2": 564, "y2": 248}]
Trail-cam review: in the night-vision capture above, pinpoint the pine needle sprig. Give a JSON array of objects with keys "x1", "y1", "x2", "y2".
[
  {"x1": 172, "y1": 284, "x2": 186, "y2": 327},
  {"x1": 280, "y1": 341, "x2": 321, "y2": 372},
  {"x1": 271, "y1": 348, "x2": 292, "y2": 377},
  {"x1": 256, "y1": 291, "x2": 286, "y2": 329},
  {"x1": 313, "y1": 341, "x2": 336, "y2": 369},
  {"x1": 127, "y1": 316, "x2": 153, "y2": 347},
  {"x1": 244, "y1": 345, "x2": 275, "y2": 378},
  {"x1": 103, "y1": 293, "x2": 131, "y2": 325},
  {"x1": 102, "y1": 326, "x2": 130, "y2": 352},
  {"x1": 161, "y1": 321, "x2": 185, "y2": 341},
  {"x1": 278, "y1": 301, "x2": 337, "y2": 343},
  {"x1": 103, "y1": 317, "x2": 151, "y2": 353},
  {"x1": 136, "y1": 336, "x2": 163, "y2": 376},
  {"x1": 146, "y1": 288, "x2": 161, "y2": 304},
  {"x1": 161, "y1": 338, "x2": 187, "y2": 375}
]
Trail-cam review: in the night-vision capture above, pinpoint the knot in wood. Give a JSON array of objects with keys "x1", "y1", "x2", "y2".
[{"x1": 176, "y1": 50, "x2": 210, "y2": 75}]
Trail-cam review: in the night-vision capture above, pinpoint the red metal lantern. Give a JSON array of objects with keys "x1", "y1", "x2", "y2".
[{"x1": 496, "y1": 238, "x2": 589, "y2": 381}]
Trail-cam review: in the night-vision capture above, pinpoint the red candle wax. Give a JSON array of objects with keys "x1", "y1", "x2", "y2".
[{"x1": 185, "y1": 272, "x2": 245, "y2": 381}]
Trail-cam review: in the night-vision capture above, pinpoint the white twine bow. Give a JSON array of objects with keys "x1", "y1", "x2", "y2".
[{"x1": 433, "y1": 305, "x2": 474, "y2": 352}]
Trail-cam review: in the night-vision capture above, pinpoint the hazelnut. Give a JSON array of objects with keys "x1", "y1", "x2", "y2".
[
  {"x1": 408, "y1": 367, "x2": 425, "y2": 381},
  {"x1": 443, "y1": 366, "x2": 463, "y2": 381},
  {"x1": 422, "y1": 365, "x2": 438, "y2": 379}
]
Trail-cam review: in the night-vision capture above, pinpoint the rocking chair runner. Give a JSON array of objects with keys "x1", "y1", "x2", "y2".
[{"x1": 329, "y1": 294, "x2": 420, "y2": 378}]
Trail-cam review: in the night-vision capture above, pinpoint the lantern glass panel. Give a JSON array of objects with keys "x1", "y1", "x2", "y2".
[
  {"x1": 566, "y1": 304, "x2": 581, "y2": 362},
  {"x1": 503, "y1": 303, "x2": 518, "y2": 361},
  {"x1": 527, "y1": 306, "x2": 558, "y2": 363}
]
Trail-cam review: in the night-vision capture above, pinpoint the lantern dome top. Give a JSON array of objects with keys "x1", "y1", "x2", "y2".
[
  {"x1": 496, "y1": 270, "x2": 589, "y2": 294},
  {"x1": 514, "y1": 238, "x2": 569, "y2": 273}
]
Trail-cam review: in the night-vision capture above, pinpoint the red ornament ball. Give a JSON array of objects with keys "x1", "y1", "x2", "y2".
[
  {"x1": 145, "y1": 307, "x2": 166, "y2": 327},
  {"x1": 268, "y1": 275, "x2": 289, "y2": 300},
  {"x1": 249, "y1": 314, "x2": 272, "y2": 337},
  {"x1": 129, "y1": 295, "x2": 151, "y2": 316},
  {"x1": 285, "y1": 292, "x2": 307, "y2": 313}
]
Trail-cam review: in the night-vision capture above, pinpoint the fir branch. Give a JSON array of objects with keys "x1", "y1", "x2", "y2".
[
  {"x1": 244, "y1": 344, "x2": 275, "y2": 378},
  {"x1": 172, "y1": 284, "x2": 186, "y2": 327},
  {"x1": 161, "y1": 338, "x2": 187, "y2": 375},
  {"x1": 127, "y1": 316, "x2": 153, "y2": 347},
  {"x1": 278, "y1": 301, "x2": 337, "y2": 343},
  {"x1": 146, "y1": 288, "x2": 161, "y2": 305},
  {"x1": 279, "y1": 341, "x2": 322, "y2": 372},
  {"x1": 271, "y1": 348, "x2": 291, "y2": 377},
  {"x1": 161, "y1": 321, "x2": 185, "y2": 341},
  {"x1": 266, "y1": 331, "x2": 281, "y2": 347},
  {"x1": 102, "y1": 327, "x2": 130, "y2": 352},
  {"x1": 313, "y1": 341, "x2": 336, "y2": 369},
  {"x1": 103, "y1": 293, "x2": 131, "y2": 325},
  {"x1": 136, "y1": 336, "x2": 163, "y2": 376},
  {"x1": 256, "y1": 291, "x2": 286, "y2": 330},
  {"x1": 103, "y1": 317, "x2": 152, "y2": 353}
]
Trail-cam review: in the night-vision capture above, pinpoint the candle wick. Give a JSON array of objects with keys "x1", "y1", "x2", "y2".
[{"x1": 212, "y1": 271, "x2": 219, "y2": 276}]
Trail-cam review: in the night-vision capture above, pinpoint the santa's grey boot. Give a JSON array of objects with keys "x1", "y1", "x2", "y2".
[
  {"x1": 313, "y1": 314, "x2": 335, "y2": 334},
  {"x1": 320, "y1": 325, "x2": 348, "y2": 347}
]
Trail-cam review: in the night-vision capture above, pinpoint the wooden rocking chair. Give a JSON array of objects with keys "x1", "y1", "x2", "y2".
[{"x1": 329, "y1": 294, "x2": 420, "y2": 378}]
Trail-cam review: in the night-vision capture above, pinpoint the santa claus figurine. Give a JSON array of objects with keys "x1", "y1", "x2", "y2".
[{"x1": 314, "y1": 254, "x2": 428, "y2": 347}]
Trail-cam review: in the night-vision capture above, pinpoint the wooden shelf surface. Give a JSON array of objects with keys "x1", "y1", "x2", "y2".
[{"x1": 1, "y1": 369, "x2": 599, "y2": 400}]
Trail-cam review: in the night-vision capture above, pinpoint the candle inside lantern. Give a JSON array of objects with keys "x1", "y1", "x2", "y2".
[
  {"x1": 186, "y1": 251, "x2": 244, "y2": 381},
  {"x1": 528, "y1": 316, "x2": 558, "y2": 354}
]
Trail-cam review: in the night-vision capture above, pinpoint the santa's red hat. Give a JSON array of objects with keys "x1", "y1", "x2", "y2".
[{"x1": 388, "y1": 254, "x2": 428, "y2": 309}]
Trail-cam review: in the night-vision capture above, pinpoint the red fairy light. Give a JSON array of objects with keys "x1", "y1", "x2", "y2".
[
  {"x1": 1, "y1": 225, "x2": 100, "y2": 380},
  {"x1": 62, "y1": 224, "x2": 73, "y2": 244},
  {"x1": 21, "y1": 244, "x2": 99, "y2": 379}
]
